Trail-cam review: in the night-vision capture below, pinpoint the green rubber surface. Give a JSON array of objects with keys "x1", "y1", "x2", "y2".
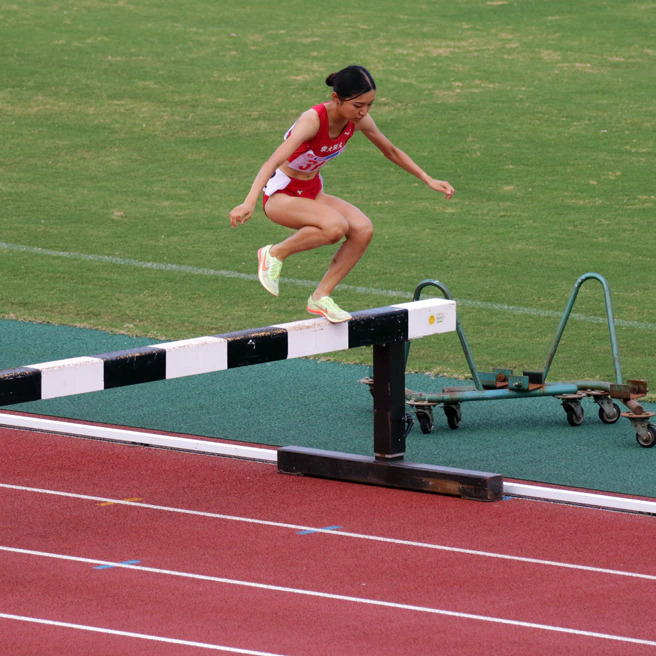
[{"x1": 1, "y1": 319, "x2": 654, "y2": 498}]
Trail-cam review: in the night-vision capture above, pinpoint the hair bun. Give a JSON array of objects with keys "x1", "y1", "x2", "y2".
[{"x1": 325, "y1": 66, "x2": 376, "y2": 100}]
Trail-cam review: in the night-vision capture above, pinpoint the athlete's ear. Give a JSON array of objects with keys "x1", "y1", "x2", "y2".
[{"x1": 331, "y1": 91, "x2": 341, "y2": 104}]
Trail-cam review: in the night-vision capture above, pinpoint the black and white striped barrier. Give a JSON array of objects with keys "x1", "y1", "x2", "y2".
[
  {"x1": 0, "y1": 299, "x2": 455, "y2": 407},
  {"x1": 0, "y1": 297, "x2": 503, "y2": 501}
]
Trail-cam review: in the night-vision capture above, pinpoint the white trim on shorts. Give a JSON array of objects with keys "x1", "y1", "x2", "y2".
[
  {"x1": 263, "y1": 169, "x2": 292, "y2": 197},
  {"x1": 263, "y1": 170, "x2": 325, "y2": 199}
]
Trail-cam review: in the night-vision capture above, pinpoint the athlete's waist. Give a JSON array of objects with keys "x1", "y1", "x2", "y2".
[{"x1": 279, "y1": 163, "x2": 320, "y2": 181}]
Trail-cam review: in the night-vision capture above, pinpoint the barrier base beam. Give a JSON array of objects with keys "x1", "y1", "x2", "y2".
[{"x1": 278, "y1": 446, "x2": 503, "y2": 501}]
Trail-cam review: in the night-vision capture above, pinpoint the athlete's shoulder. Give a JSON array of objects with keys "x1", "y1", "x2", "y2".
[
  {"x1": 309, "y1": 102, "x2": 328, "y2": 114},
  {"x1": 304, "y1": 104, "x2": 327, "y2": 122},
  {"x1": 296, "y1": 106, "x2": 322, "y2": 128},
  {"x1": 284, "y1": 106, "x2": 321, "y2": 144}
]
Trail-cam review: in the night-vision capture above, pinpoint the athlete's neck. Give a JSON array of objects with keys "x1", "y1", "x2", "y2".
[{"x1": 325, "y1": 102, "x2": 349, "y2": 139}]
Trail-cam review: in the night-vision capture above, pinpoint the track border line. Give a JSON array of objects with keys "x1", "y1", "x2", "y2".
[
  {"x1": 0, "y1": 412, "x2": 273, "y2": 461},
  {"x1": 2, "y1": 412, "x2": 655, "y2": 515}
]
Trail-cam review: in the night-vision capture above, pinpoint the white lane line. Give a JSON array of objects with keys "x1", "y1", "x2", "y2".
[
  {"x1": 2, "y1": 241, "x2": 654, "y2": 331},
  {"x1": 1, "y1": 547, "x2": 655, "y2": 647},
  {"x1": 2, "y1": 483, "x2": 655, "y2": 582},
  {"x1": 0, "y1": 613, "x2": 286, "y2": 655}
]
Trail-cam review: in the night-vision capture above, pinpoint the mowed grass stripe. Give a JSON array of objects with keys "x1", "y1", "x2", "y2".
[{"x1": 2, "y1": 241, "x2": 655, "y2": 332}]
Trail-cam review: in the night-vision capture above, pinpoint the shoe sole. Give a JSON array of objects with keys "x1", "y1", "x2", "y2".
[
  {"x1": 306, "y1": 306, "x2": 351, "y2": 323},
  {"x1": 257, "y1": 248, "x2": 278, "y2": 297}
]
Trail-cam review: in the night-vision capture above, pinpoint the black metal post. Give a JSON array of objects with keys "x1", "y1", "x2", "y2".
[
  {"x1": 373, "y1": 342, "x2": 406, "y2": 460},
  {"x1": 278, "y1": 333, "x2": 503, "y2": 501}
]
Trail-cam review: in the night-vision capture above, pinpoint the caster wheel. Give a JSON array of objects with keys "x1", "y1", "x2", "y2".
[
  {"x1": 598, "y1": 403, "x2": 621, "y2": 424},
  {"x1": 444, "y1": 405, "x2": 462, "y2": 430},
  {"x1": 417, "y1": 410, "x2": 434, "y2": 434},
  {"x1": 565, "y1": 404, "x2": 584, "y2": 427},
  {"x1": 636, "y1": 425, "x2": 656, "y2": 448}
]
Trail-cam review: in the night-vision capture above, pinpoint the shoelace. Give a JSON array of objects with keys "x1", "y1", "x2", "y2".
[
  {"x1": 268, "y1": 258, "x2": 282, "y2": 280},
  {"x1": 320, "y1": 297, "x2": 341, "y2": 312}
]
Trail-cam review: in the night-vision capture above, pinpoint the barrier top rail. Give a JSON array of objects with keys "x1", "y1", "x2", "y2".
[{"x1": 0, "y1": 299, "x2": 456, "y2": 407}]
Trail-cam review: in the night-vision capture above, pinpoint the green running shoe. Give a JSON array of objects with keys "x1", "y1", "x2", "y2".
[
  {"x1": 306, "y1": 295, "x2": 352, "y2": 323},
  {"x1": 257, "y1": 245, "x2": 283, "y2": 297}
]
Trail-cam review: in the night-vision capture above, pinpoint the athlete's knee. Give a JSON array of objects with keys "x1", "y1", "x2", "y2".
[
  {"x1": 361, "y1": 219, "x2": 374, "y2": 244},
  {"x1": 349, "y1": 216, "x2": 374, "y2": 245},
  {"x1": 323, "y1": 218, "x2": 349, "y2": 244}
]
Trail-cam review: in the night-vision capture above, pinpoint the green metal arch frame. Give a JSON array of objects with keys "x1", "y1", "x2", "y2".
[
  {"x1": 410, "y1": 272, "x2": 623, "y2": 389},
  {"x1": 542, "y1": 272, "x2": 622, "y2": 384}
]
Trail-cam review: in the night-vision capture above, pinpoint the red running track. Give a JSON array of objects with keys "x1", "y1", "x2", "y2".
[{"x1": 1, "y1": 426, "x2": 656, "y2": 655}]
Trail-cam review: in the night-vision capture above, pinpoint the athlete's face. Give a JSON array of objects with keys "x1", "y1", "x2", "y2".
[{"x1": 334, "y1": 90, "x2": 376, "y2": 123}]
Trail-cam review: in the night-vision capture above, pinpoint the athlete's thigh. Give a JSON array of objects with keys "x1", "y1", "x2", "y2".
[
  {"x1": 265, "y1": 193, "x2": 347, "y2": 231},
  {"x1": 316, "y1": 192, "x2": 372, "y2": 233}
]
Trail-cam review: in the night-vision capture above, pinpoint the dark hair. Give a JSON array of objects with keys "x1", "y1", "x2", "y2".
[{"x1": 326, "y1": 65, "x2": 376, "y2": 100}]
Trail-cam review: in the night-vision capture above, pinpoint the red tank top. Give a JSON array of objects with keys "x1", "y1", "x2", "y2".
[{"x1": 284, "y1": 104, "x2": 355, "y2": 174}]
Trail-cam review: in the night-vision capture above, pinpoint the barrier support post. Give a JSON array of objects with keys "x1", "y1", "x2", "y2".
[
  {"x1": 373, "y1": 342, "x2": 406, "y2": 461},
  {"x1": 278, "y1": 340, "x2": 503, "y2": 501}
]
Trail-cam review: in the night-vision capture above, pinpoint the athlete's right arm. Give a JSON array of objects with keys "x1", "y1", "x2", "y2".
[{"x1": 229, "y1": 110, "x2": 320, "y2": 227}]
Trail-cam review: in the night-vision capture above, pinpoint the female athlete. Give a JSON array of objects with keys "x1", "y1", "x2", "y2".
[{"x1": 229, "y1": 65, "x2": 454, "y2": 323}]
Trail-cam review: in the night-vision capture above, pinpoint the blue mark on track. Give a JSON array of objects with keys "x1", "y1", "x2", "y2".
[
  {"x1": 297, "y1": 525, "x2": 342, "y2": 536},
  {"x1": 94, "y1": 559, "x2": 141, "y2": 570}
]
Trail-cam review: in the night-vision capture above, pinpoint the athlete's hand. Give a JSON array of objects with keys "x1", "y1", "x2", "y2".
[
  {"x1": 229, "y1": 202, "x2": 255, "y2": 228},
  {"x1": 426, "y1": 178, "x2": 455, "y2": 200}
]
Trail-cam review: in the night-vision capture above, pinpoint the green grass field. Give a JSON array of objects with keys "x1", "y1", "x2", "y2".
[{"x1": 1, "y1": 0, "x2": 654, "y2": 394}]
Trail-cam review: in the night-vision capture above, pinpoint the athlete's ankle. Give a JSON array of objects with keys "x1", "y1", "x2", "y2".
[{"x1": 269, "y1": 246, "x2": 283, "y2": 261}]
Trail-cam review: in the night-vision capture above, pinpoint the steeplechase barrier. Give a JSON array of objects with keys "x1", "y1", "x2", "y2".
[{"x1": 0, "y1": 299, "x2": 503, "y2": 500}]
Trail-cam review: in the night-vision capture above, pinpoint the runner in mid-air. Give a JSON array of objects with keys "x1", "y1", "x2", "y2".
[{"x1": 229, "y1": 64, "x2": 454, "y2": 323}]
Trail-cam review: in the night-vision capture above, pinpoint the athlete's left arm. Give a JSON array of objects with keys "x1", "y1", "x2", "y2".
[{"x1": 358, "y1": 115, "x2": 454, "y2": 200}]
